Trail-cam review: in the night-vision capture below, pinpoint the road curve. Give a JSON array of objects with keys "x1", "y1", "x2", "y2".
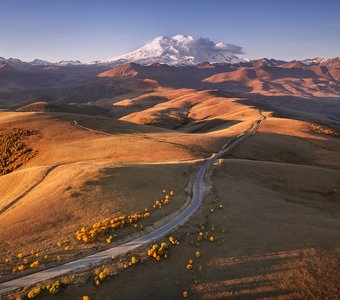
[{"x1": 0, "y1": 113, "x2": 265, "y2": 295}]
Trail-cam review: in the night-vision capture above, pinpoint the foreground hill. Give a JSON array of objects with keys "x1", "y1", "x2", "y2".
[
  {"x1": 0, "y1": 82, "x2": 339, "y2": 299},
  {"x1": 6, "y1": 114, "x2": 336, "y2": 300},
  {"x1": 0, "y1": 102, "x2": 261, "y2": 264}
]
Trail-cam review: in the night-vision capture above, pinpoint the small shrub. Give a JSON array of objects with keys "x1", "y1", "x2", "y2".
[
  {"x1": 17, "y1": 264, "x2": 25, "y2": 271},
  {"x1": 27, "y1": 286, "x2": 41, "y2": 299},
  {"x1": 48, "y1": 281, "x2": 60, "y2": 295},
  {"x1": 30, "y1": 260, "x2": 39, "y2": 268},
  {"x1": 147, "y1": 242, "x2": 169, "y2": 260},
  {"x1": 168, "y1": 236, "x2": 180, "y2": 245}
]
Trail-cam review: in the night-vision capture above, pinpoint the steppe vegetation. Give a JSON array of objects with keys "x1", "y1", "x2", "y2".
[
  {"x1": 19, "y1": 202, "x2": 225, "y2": 299},
  {"x1": 0, "y1": 79, "x2": 339, "y2": 299},
  {"x1": 310, "y1": 123, "x2": 339, "y2": 137},
  {"x1": 1, "y1": 190, "x2": 176, "y2": 281},
  {"x1": 19, "y1": 116, "x2": 338, "y2": 300},
  {"x1": 0, "y1": 128, "x2": 38, "y2": 175},
  {"x1": 75, "y1": 190, "x2": 174, "y2": 244}
]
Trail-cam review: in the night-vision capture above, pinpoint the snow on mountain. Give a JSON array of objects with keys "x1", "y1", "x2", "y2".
[
  {"x1": 6, "y1": 58, "x2": 28, "y2": 67},
  {"x1": 0, "y1": 57, "x2": 49, "y2": 68},
  {"x1": 303, "y1": 57, "x2": 331, "y2": 64},
  {"x1": 93, "y1": 35, "x2": 245, "y2": 66},
  {"x1": 302, "y1": 57, "x2": 340, "y2": 66},
  {"x1": 30, "y1": 59, "x2": 53, "y2": 66},
  {"x1": 55, "y1": 60, "x2": 83, "y2": 66},
  {"x1": 240, "y1": 58, "x2": 287, "y2": 67},
  {"x1": 0, "y1": 57, "x2": 84, "y2": 68}
]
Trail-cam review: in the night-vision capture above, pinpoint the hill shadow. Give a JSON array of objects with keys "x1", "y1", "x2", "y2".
[{"x1": 229, "y1": 93, "x2": 340, "y2": 129}]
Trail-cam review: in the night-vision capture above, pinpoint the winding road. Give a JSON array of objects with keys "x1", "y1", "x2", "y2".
[{"x1": 0, "y1": 112, "x2": 265, "y2": 295}]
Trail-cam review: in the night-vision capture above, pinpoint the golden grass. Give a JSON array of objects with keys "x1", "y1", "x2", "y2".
[
  {"x1": 0, "y1": 161, "x2": 193, "y2": 279},
  {"x1": 0, "y1": 111, "x2": 204, "y2": 280},
  {"x1": 229, "y1": 117, "x2": 340, "y2": 168},
  {"x1": 32, "y1": 157, "x2": 340, "y2": 300},
  {"x1": 1, "y1": 96, "x2": 339, "y2": 299}
]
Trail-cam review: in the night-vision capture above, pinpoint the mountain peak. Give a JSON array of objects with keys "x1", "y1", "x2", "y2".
[
  {"x1": 30, "y1": 59, "x2": 53, "y2": 66},
  {"x1": 56, "y1": 60, "x2": 83, "y2": 66},
  {"x1": 97, "y1": 63, "x2": 140, "y2": 78},
  {"x1": 93, "y1": 35, "x2": 245, "y2": 66}
]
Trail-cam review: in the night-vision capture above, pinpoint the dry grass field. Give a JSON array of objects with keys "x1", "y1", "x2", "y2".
[
  {"x1": 0, "y1": 98, "x2": 259, "y2": 282},
  {"x1": 228, "y1": 117, "x2": 340, "y2": 168},
  {"x1": 34, "y1": 158, "x2": 340, "y2": 300},
  {"x1": 0, "y1": 111, "x2": 201, "y2": 280},
  {"x1": 0, "y1": 83, "x2": 339, "y2": 299},
  {"x1": 12, "y1": 111, "x2": 338, "y2": 300},
  {"x1": 0, "y1": 161, "x2": 194, "y2": 280},
  {"x1": 1, "y1": 15, "x2": 340, "y2": 300}
]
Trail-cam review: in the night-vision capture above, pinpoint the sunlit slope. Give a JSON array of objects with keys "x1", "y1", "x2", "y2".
[
  {"x1": 228, "y1": 117, "x2": 340, "y2": 168},
  {"x1": 0, "y1": 161, "x2": 192, "y2": 259}
]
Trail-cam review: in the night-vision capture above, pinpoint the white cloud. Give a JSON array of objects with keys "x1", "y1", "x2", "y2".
[{"x1": 177, "y1": 36, "x2": 244, "y2": 55}]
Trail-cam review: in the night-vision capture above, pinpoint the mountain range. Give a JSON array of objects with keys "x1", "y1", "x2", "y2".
[
  {"x1": 2, "y1": 34, "x2": 339, "y2": 69},
  {"x1": 0, "y1": 34, "x2": 339, "y2": 126}
]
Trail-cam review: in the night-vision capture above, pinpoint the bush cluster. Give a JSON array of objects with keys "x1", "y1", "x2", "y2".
[
  {"x1": 93, "y1": 268, "x2": 109, "y2": 286},
  {"x1": 27, "y1": 286, "x2": 41, "y2": 299},
  {"x1": 75, "y1": 189, "x2": 175, "y2": 244},
  {"x1": 186, "y1": 259, "x2": 193, "y2": 270},
  {"x1": 46, "y1": 280, "x2": 61, "y2": 295},
  {"x1": 310, "y1": 124, "x2": 339, "y2": 137},
  {"x1": 75, "y1": 212, "x2": 150, "y2": 243},
  {"x1": 0, "y1": 128, "x2": 38, "y2": 175},
  {"x1": 30, "y1": 260, "x2": 40, "y2": 268},
  {"x1": 9, "y1": 250, "x2": 50, "y2": 274},
  {"x1": 147, "y1": 242, "x2": 169, "y2": 261},
  {"x1": 152, "y1": 190, "x2": 174, "y2": 209},
  {"x1": 168, "y1": 236, "x2": 180, "y2": 245},
  {"x1": 26, "y1": 280, "x2": 62, "y2": 298}
]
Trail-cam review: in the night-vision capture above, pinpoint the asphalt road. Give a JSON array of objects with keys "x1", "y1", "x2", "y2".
[{"x1": 0, "y1": 113, "x2": 265, "y2": 295}]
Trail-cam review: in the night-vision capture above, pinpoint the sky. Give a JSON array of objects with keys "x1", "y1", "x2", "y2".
[{"x1": 1, "y1": 0, "x2": 339, "y2": 62}]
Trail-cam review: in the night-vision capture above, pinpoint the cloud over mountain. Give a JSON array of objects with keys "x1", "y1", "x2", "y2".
[{"x1": 187, "y1": 37, "x2": 244, "y2": 55}]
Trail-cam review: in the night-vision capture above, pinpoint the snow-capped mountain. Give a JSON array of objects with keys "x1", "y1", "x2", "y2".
[
  {"x1": 302, "y1": 57, "x2": 340, "y2": 66},
  {"x1": 56, "y1": 60, "x2": 83, "y2": 66},
  {"x1": 30, "y1": 59, "x2": 54, "y2": 66},
  {"x1": 239, "y1": 58, "x2": 287, "y2": 67},
  {"x1": 303, "y1": 57, "x2": 332, "y2": 65},
  {"x1": 93, "y1": 35, "x2": 245, "y2": 66},
  {"x1": 0, "y1": 57, "x2": 84, "y2": 69}
]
